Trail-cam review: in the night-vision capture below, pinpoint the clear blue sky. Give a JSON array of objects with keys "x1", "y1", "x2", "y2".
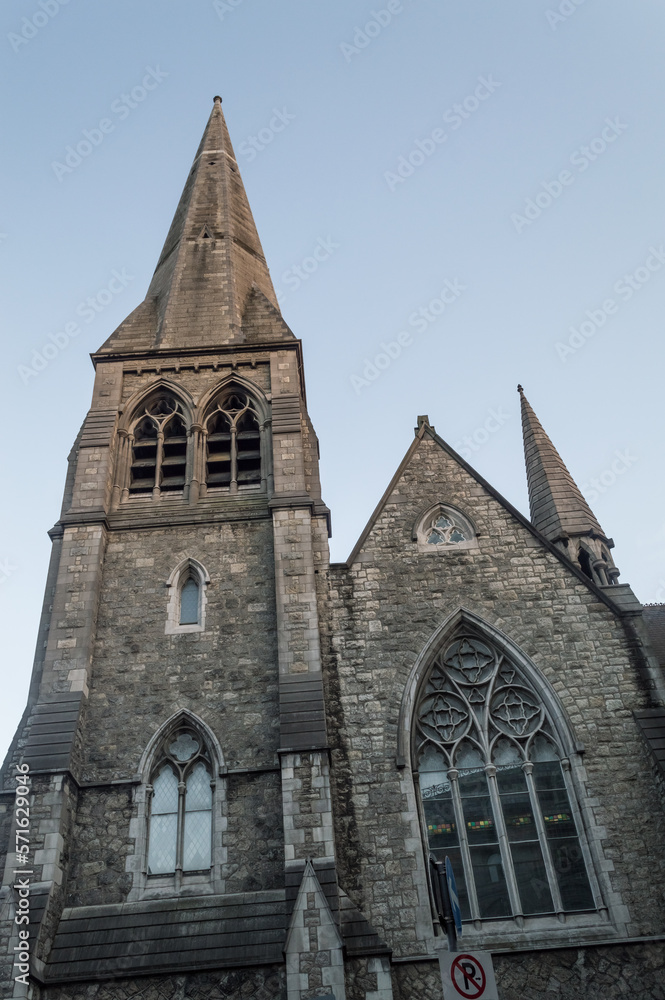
[{"x1": 1, "y1": 0, "x2": 664, "y2": 761}]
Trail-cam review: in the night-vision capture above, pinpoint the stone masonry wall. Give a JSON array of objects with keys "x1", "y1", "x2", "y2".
[
  {"x1": 324, "y1": 432, "x2": 665, "y2": 958},
  {"x1": 391, "y1": 941, "x2": 665, "y2": 1000},
  {"x1": 82, "y1": 516, "x2": 279, "y2": 784},
  {"x1": 40, "y1": 965, "x2": 286, "y2": 1000}
]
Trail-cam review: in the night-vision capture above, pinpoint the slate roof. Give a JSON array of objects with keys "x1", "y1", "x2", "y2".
[
  {"x1": 96, "y1": 97, "x2": 290, "y2": 356},
  {"x1": 519, "y1": 387, "x2": 606, "y2": 544},
  {"x1": 21, "y1": 692, "x2": 83, "y2": 773},
  {"x1": 44, "y1": 891, "x2": 287, "y2": 983},
  {"x1": 43, "y1": 875, "x2": 389, "y2": 983}
]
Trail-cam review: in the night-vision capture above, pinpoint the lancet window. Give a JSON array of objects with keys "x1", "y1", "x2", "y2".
[
  {"x1": 165, "y1": 558, "x2": 209, "y2": 635},
  {"x1": 415, "y1": 632, "x2": 596, "y2": 923},
  {"x1": 129, "y1": 394, "x2": 189, "y2": 495},
  {"x1": 205, "y1": 391, "x2": 262, "y2": 491},
  {"x1": 147, "y1": 728, "x2": 213, "y2": 875}
]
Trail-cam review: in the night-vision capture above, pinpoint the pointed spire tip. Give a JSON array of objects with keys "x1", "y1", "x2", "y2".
[
  {"x1": 517, "y1": 384, "x2": 524, "y2": 394},
  {"x1": 213, "y1": 95, "x2": 222, "y2": 105}
]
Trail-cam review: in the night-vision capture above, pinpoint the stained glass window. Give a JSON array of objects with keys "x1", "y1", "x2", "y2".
[
  {"x1": 416, "y1": 632, "x2": 596, "y2": 922},
  {"x1": 426, "y1": 512, "x2": 469, "y2": 546},
  {"x1": 147, "y1": 730, "x2": 213, "y2": 876}
]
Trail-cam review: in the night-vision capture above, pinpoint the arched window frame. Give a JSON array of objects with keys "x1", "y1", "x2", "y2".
[
  {"x1": 398, "y1": 610, "x2": 616, "y2": 950},
  {"x1": 413, "y1": 503, "x2": 479, "y2": 554},
  {"x1": 165, "y1": 558, "x2": 210, "y2": 635},
  {"x1": 113, "y1": 383, "x2": 195, "y2": 505},
  {"x1": 126, "y1": 712, "x2": 227, "y2": 901},
  {"x1": 199, "y1": 378, "x2": 271, "y2": 497}
]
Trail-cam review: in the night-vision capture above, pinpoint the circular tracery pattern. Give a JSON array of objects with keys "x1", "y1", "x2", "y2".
[
  {"x1": 444, "y1": 638, "x2": 495, "y2": 685},
  {"x1": 419, "y1": 691, "x2": 470, "y2": 745},
  {"x1": 491, "y1": 686, "x2": 542, "y2": 737},
  {"x1": 416, "y1": 633, "x2": 553, "y2": 758}
]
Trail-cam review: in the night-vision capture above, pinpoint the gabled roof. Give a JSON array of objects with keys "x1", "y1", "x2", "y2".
[
  {"x1": 97, "y1": 97, "x2": 290, "y2": 356},
  {"x1": 341, "y1": 418, "x2": 630, "y2": 617},
  {"x1": 519, "y1": 386, "x2": 606, "y2": 543}
]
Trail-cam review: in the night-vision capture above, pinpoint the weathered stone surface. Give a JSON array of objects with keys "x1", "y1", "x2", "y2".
[{"x1": 392, "y1": 942, "x2": 665, "y2": 1000}]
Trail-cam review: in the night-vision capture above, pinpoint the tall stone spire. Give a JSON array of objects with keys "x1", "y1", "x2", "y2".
[
  {"x1": 97, "y1": 96, "x2": 291, "y2": 355},
  {"x1": 519, "y1": 385, "x2": 620, "y2": 586}
]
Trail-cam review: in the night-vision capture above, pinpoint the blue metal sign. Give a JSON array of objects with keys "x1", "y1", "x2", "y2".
[{"x1": 445, "y1": 856, "x2": 463, "y2": 938}]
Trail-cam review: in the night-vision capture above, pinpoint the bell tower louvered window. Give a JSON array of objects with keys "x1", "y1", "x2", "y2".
[
  {"x1": 205, "y1": 391, "x2": 262, "y2": 491},
  {"x1": 415, "y1": 632, "x2": 597, "y2": 924},
  {"x1": 129, "y1": 394, "x2": 189, "y2": 496}
]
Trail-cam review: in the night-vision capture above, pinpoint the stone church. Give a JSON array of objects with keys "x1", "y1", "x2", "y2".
[{"x1": 1, "y1": 97, "x2": 664, "y2": 1000}]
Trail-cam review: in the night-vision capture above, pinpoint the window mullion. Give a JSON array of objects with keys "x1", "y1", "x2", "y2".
[
  {"x1": 523, "y1": 762, "x2": 565, "y2": 917},
  {"x1": 448, "y1": 768, "x2": 481, "y2": 922},
  {"x1": 175, "y1": 779, "x2": 186, "y2": 881},
  {"x1": 230, "y1": 425, "x2": 238, "y2": 493},
  {"x1": 153, "y1": 431, "x2": 164, "y2": 500},
  {"x1": 485, "y1": 764, "x2": 523, "y2": 921}
]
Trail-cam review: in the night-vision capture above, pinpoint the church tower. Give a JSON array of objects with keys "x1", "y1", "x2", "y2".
[
  {"x1": 0, "y1": 97, "x2": 360, "y2": 1000},
  {"x1": 2, "y1": 98, "x2": 665, "y2": 1000}
]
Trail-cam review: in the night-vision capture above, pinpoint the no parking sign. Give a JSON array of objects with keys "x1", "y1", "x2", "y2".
[{"x1": 439, "y1": 951, "x2": 498, "y2": 1000}]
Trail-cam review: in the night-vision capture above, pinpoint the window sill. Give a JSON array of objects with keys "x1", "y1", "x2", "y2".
[{"x1": 437, "y1": 909, "x2": 614, "y2": 953}]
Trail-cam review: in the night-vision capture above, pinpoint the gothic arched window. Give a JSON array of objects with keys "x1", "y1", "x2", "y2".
[
  {"x1": 205, "y1": 391, "x2": 262, "y2": 491},
  {"x1": 165, "y1": 559, "x2": 209, "y2": 635},
  {"x1": 129, "y1": 393, "x2": 189, "y2": 496},
  {"x1": 147, "y1": 729, "x2": 213, "y2": 875},
  {"x1": 179, "y1": 576, "x2": 200, "y2": 625},
  {"x1": 414, "y1": 504, "x2": 478, "y2": 553},
  {"x1": 415, "y1": 632, "x2": 597, "y2": 923}
]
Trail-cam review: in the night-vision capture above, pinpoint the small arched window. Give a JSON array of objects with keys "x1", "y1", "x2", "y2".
[
  {"x1": 129, "y1": 393, "x2": 189, "y2": 496},
  {"x1": 414, "y1": 504, "x2": 478, "y2": 553},
  {"x1": 205, "y1": 391, "x2": 262, "y2": 492},
  {"x1": 415, "y1": 632, "x2": 599, "y2": 923},
  {"x1": 147, "y1": 729, "x2": 213, "y2": 876},
  {"x1": 165, "y1": 559, "x2": 209, "y2": 634},
  {"x1": 179, "y1": 577, "x2": 200, "y2": 625}
]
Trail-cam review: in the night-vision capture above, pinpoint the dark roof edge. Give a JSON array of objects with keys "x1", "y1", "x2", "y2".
[{"x1": 343, "y1": 422, "x2": 635, "y2": 620}]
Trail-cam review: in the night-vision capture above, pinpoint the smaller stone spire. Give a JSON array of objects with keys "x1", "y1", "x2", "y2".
[{"x1": 519, "y1": 385, "x2": 620, "y2": 586}]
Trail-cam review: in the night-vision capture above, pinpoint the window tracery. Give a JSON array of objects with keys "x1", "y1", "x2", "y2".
[
  {"x1": 415, "y1": 633, "x2": 596, "y2": 923},
  {"x1": 129, "y1": 393, "x2": 189, "y2": 496},
  {"x1": 147, "y1": 727, "x2": 213, "y2": 876},
  {"x1": 205, "y1": 391, "x2": 262, "y2": 491},
  {"x1": 414, "y1": 505, "x2": 477, "y2": 552}
]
